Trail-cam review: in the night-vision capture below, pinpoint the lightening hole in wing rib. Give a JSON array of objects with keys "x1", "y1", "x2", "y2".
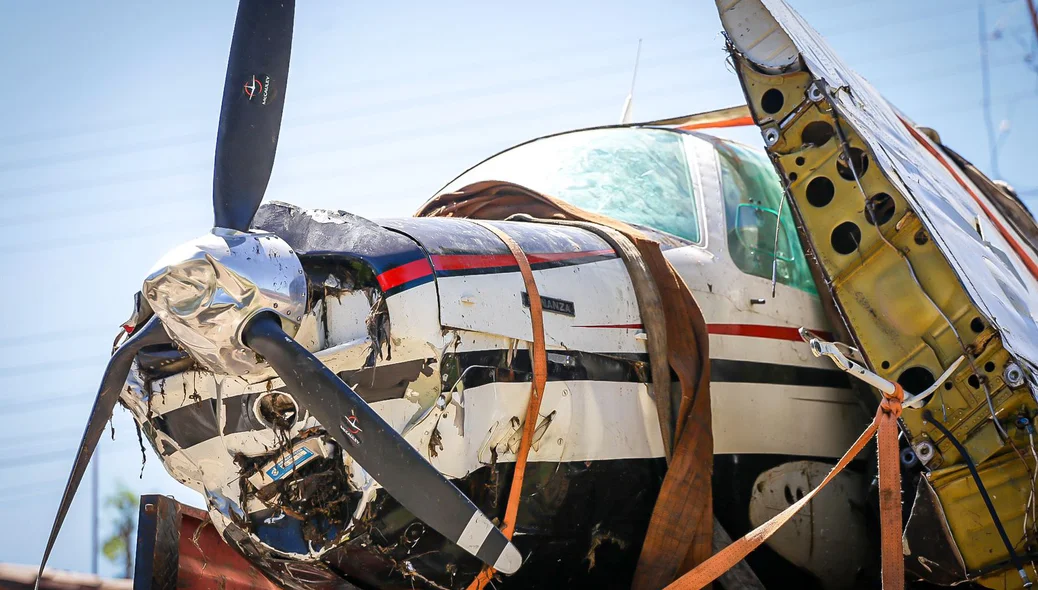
[
  {"x1": 800, "y1": 121, "x2": 834, "y2": 146},
  {"x1": 865, "y1": 192, "x2": 896, "y2": 226},
  {"x1": 837, "y1": 148, "x2": 869, "y2": 181},
  {"x1": 806, "y1": 176, "x2": 835, "y2": 208},
  {"x1": 898, "y1": 366, "x2": 936, "y2": 397},
  {"x1": 830, "y1": 221, "x2": 861, "y2": 255},
  {"x1": 761, "y1": 88, "x2": 784, "y2": 114}
]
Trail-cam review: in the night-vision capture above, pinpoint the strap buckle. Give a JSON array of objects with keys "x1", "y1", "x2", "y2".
[{"x1": 798, "y1": 328, "x2": 898, "y2": 396}]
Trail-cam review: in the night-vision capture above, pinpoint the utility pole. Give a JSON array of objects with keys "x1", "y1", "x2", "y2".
[
  {"x1": 978, "y1": 3, "x2": 1001, "y2": 179},
  {"x1": 91, "y1": 452, "x2": 99, "y2": 575},
  {"x1": 1027, "y1": 0, "x2": 1038, "y2": 49}
]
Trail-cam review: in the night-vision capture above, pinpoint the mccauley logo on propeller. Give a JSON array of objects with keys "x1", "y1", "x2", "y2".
[
  {"x1": 243, "y1": 73, "x2": 271, "y2": 105},
  {"x1": 339, "y1": 411, "x2": 363, "y2": 446}
]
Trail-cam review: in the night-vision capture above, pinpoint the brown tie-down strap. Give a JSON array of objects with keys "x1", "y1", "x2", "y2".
[
  {"x1": 665, "y1": 384, "x2": 906, "y2": 590},
  {"x1": 465, "y1": 220, "x2": 548, "y2": 590},
  {"x1": 418, "y1": 181, "x2": 713, "y2": 588},
  {"x1": 508, "y1": 213, "x2": 673, "y2": 461}
]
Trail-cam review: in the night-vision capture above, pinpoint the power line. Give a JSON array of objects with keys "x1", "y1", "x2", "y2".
[
  {"x1": 0, "y1": 325, "x2": 113, "y2": 349},
  {"x1": 1, "y1": 48, "x2": 1028, "y2": 214},
  {"x1": 0, "y1": 475, "x2": 67, "y2": 496},
  {"x1": 0, "y1": 29, "x2": 1004, "y2": 175},
  {"x1": 3, "y1": 392, "x2": 92, "y2": 412},
  {"x1": 0, "y1": 448, "x2": 77, "y2": 469},
  {"x1": 0, "y1": 356, "x2": 104, "y2": 378},
  {"x1": 0, "y1": 24, "x2": 695, "y2": 146},
  {"x1": 0, "y1": 427, "x2": 77, "y2": 445},
  {"x1": 0, "y1": 444, "x2": 141, "y2": 476},
  {"x1": 0, "y1": 78, "x2": 1031, "y2": 266},
  {"x1": 0, "y1": 1, "x2": 985, "y2": 152}
]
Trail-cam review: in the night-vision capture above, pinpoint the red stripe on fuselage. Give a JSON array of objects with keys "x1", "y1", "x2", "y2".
[
  {"x1": 708, "y1": 323, "x2": 832, "y2": 342},
  {"x1": 576, "y1": 323, "x2": 832, "y2": 342},
  {"x1": 375, "y1": 249, "x2": 615, "y2": 293},
  {"x1": 376, "y1": 258, "x2": 434, "y2": 292},
  {"x1": 430, "y1": 249, "x2": 614, "y2": 271}
]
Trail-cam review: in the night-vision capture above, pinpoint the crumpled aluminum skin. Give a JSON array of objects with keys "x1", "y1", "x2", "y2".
[{"x1": 143, "y1": 228, "x2": 307, "y2": 375}]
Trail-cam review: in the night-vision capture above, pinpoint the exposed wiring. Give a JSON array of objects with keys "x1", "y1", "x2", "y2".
[
  {"x1": 903, "y1": 355, "x2": 966, "y2": 408},
  {"x1": 770, "y1": 176, "x2": 788, "y2": 298},
  {"x1": 1026, "y1": 429, "x2": 1038, "y2": 540},
  {"x1": 925, "y1": 410, "x2": 1033, "y2": 587},
  {"x1": 832, "y1": 115, "x2": 1008, "y2": 441}
]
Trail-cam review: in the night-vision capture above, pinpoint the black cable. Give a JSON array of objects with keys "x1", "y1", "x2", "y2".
[{"x1": 924, "y1": 410, "x2": 1033, "y2": 587}]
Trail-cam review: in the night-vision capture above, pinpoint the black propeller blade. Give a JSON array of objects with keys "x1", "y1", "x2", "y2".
[
  {"x1": 213, "y1": 0, "x2": 294, "y2": 231},
  {"x1": 36, "y1": 317, "x2": 167, "y2": 587},
  {"x1": 243, "y1": 313, "x2": 522, "y2": 574}
]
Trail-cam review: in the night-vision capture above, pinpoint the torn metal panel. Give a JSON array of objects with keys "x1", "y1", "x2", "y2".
[
  {"x1": 722, "y1": 0, "x2": 1038, "y2": 376},
  {"x1": 339, "y1": 357, "x2": 438, "y2": 403},
  {"x1": 940, "y1": 146, "x2": 1038, "y2": 259},
  {"x1": 902, "y1": 476, "x2": 968, "y2": 585},
  {"x1": 715, "y1": 1, "x2": 1038, "y2": 586}
]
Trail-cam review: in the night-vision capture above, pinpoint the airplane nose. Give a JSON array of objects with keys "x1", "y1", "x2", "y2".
[{"x1": 142, "y1": 229, "x2": 307, "y2": 375}]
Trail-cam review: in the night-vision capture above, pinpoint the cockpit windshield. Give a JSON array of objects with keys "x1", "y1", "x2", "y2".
[
  {"x1": 438, "y1": 127, "x2": 702, "y2": 243},
  {"x1": 437, "y1": 126, "x2": 818, "y2": 296}
]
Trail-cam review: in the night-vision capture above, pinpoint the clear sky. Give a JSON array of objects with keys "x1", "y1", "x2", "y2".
[{"x1": 1, "y1": 0, "x2": 1036, "y2": 579}]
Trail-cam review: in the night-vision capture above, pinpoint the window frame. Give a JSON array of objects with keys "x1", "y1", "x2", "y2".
[{"x1": 710, "y1": 136, "x2": 820, "y2": 297}]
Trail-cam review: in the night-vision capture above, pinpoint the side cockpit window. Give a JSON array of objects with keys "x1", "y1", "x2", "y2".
[
  {"x1": 438, "y1": 128, "x2": 701, "y2": 243},
  {"x1": 710, "y1": 138, "x2": 819, "y2": 296}
]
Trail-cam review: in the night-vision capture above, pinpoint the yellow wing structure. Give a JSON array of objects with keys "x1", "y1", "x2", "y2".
[{"x1": 715, "y1": 1, "x2": 1038, "y2": 587}]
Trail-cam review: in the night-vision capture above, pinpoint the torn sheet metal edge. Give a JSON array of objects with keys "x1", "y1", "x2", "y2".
[{"x1": 742, "y1": 0, "x2": 1038, "y2": 388}]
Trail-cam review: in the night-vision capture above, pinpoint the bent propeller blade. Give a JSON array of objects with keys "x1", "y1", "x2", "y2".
[
  {"x1": 213, "y1": 0, "x2": 294, "y2": 232},
  {"x1": 243, "y1": 313, "x2": 523, "y2": 574},
  {"x1": 36, "y1": 316, "x2": 167, "y2": 587}
]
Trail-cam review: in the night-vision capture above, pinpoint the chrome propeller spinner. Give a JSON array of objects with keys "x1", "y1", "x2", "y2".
[{"x1": 143, "y1": 229, "x2": 306, "y2": 376}]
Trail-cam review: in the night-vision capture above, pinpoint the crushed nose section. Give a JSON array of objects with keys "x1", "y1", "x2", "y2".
[
  {"x1": 142, "y1": 228, "x2": 307, "y2": 375},
  {"x1": 718, "y1": 1, "x2": 1038, "y2": 588}
]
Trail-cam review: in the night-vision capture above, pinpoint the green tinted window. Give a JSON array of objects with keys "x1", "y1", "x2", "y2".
[
  {"x1": 710, "y1": 138, "x2": 818, "y2": 296},
  {"x1": 440, "y1": 128, "x2": 701, "y2": 242}
]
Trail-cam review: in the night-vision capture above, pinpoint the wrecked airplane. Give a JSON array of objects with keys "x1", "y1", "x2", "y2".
[{"x1": 35, "y1": 0, "x2": 1038, "y2": 588}]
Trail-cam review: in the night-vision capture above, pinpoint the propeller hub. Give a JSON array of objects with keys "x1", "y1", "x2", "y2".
[{"x1": 143, "y1": 228, "x2": 307, "y2": 375}]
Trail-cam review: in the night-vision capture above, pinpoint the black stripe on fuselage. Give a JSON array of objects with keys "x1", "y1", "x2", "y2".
[
  {"x1": 148, "y1": 354, "x2": 847, "y2": 452},
  {"x1": 711, "y1": 358, "x2": 851, "y2": 388},
  {"x1": 450, "y1": 349, "x2": 849, "y2": 390}
]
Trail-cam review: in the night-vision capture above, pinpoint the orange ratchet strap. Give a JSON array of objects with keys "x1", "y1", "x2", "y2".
[
  {"x1": 466, "y1": 220, "x2": 548, "y2": 590},
  {"x1": 665, "y1": 383, "x2": 905, "y2": 590}
]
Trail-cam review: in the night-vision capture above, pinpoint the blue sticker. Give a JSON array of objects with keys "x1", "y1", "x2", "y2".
[{"x1": 265, "y1": 446, "x2": 316, "y2": 481}]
